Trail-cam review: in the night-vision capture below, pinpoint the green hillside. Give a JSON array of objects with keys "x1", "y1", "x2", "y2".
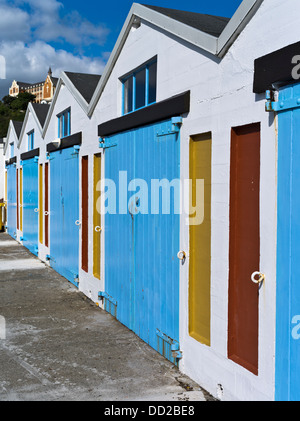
[{"x1": 0, "y1": 93, "x2": 36, "y2": 138}]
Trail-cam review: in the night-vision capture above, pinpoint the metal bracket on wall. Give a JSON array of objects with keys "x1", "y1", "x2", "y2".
[
  {"x1": 265, "y1": 89, "x2": 300, "y2": 112},
  {"x1": 34, "y1": 156, "x2": 39, "y2": 163}
]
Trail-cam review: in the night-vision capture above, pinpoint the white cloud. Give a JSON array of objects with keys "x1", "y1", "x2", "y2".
[
  {"x1": 0, "y1": 4, "x2": 31, "y2": 41},
  {"x1": 0, "y1": 40, "x2": 107, "y2": 98},
  {"x1": 0, "y1": 0, "x2": 110, "y2": 98},
  {"x1": 0, "y1": 0, "x2": 109, "y2": 47}
]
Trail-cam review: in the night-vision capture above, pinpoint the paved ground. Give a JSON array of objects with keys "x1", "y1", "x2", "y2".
[{"x1": 0, "y1": 233, "x2": 213, "y2": 402}]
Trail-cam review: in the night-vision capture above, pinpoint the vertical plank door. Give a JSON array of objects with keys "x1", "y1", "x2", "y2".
[{"x1": 228, "y1": 123, "x2": 260, "y2": 375}]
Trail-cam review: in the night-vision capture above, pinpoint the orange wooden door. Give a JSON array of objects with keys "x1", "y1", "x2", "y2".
[{"x1": 228, "y1": 123, "x2": 260, "y2": 375}]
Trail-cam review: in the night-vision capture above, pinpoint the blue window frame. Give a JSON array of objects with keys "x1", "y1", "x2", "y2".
[
  {"x1": 122, "y1": 59, "x2": 157, "y2": 115},
  {"x1": 28, "y1": 130, "x2": 34, "y2": 151},
  {"x1": 57, "y1": 108, "x2": 71, "y2": 139}
]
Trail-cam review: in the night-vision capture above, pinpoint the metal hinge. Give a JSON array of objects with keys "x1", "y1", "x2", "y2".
[
  {"x1": 46, "y1": 254, "x2": 56, "y2": 263},
  {"x1": 46, "y1": 153, "x2": 54, "y2": 161},
  {"x1": 98, "y1": 291, "x2": 117, "y2": 306},
  {"x1": 70, "y1": 270, "x2": 79, "y2": 282},
  {"x1": 73, "y1": 145, "x2": 80, "y2": 155},
  {"x1": 34, "y1": 156, "x2": 39, "y2": 163},
  {"x1": 265, "y1": 89, "x2": 300, "y2": 112},
  {"x1": 99, "y1": 138, "x2": 117, "y2": 149},
  {"x1": 156, "y1": 117, "x2": 182, "y2": 137},
  {"x1": 156, "y1": 329, "x2": 182, "y2": 360},
  {"x1": 98, "y1": 291, "x2": 117, "y2": 317}
]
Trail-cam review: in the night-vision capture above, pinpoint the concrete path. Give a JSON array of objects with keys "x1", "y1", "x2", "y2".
[{"x1": 0, "y1": 233, "x2": 212, "y2": 402}]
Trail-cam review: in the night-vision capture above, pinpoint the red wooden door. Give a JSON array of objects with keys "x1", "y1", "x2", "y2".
[
  {"x1": 228, "y1": 123, "x2": 260, "y2": 375},
  {"x1": 45, "y1": 163, "x2": 49, "y2": 248},
  {"x1": 17, "y1": 169, "x2": 19, "y2": 231}
]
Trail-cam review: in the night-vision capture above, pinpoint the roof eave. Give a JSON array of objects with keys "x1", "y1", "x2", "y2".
[
  {"x1": 87, "y1": 0, "x2": 264, "y2": 116},
  {"x1": 217, "y1": 0, "x2": 264, "y2": 57},
  {"x1": 18, "y1": 103, "x2": 44, "y2": 148},
  {"x1": 42, "y1": 73, "x2": 90, "y2": 139}
]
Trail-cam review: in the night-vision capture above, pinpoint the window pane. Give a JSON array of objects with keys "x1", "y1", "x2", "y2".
[
  {"x1": 63, "y1": 112, "x2": 69, "y2": 137},
  {"x1": 124, "y1": 77, "x2": 133, "y2": 114},
  {"x1": 148, "y1": 62, "x2": 157, "y2": 104},
  {"x1": 59, "y1": 116, "x2": 63, "y2": 138},
  {"x1": 135, "y1": 68, "x2": 146, "y2": 109}
]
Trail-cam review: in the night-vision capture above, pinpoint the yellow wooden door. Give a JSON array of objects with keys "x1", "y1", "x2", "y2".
[{"x1": 189, "y1": 133, "x2": 212, "y2": 346}]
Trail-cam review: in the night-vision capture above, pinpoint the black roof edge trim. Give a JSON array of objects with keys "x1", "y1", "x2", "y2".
[
  {"x1": 5, "y1": 156, "x2": 17, "y2": 166},
  {"x1": 21, "y1": 148, "x2": 40, "y2": 161},
  {"x1": 254, "y1": 41, "x2": 300, "y2": 94},
  {"x1": 98, "y1": 90, "x2": 190, "y2": 137},
  {"x1": 47, "y1": 132, "x2": 82, "y2": 153}
]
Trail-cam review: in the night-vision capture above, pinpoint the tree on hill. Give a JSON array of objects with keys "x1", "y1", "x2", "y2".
[{"x1": 0, "y1": 92, "x2": 36, "y2": 138}]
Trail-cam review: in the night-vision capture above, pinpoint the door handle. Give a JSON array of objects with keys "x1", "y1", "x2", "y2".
[
  {"x1": 251, "y1": 271, "x2": 265, "y2": 284},
  {"x1": 95, "y1": 226, "x2": 102, "y2": 232},
  {"x1": 44, "y1": 211, "x2": 49, "y2": 216},
  {"x1": 75, "y1": 220, "x2": 81, "y2": 226},
  {"x1": 34, "y1": 208, "x2": 39, "y2": 213}
]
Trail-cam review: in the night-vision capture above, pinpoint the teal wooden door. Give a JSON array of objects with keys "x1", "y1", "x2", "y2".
[
  {"x1": 103, "y1": 119, "x2": 181, "y2": 365},
  {"x1": 49, "y1": 148, "x2": 80, "y2": 286},
  {"x1": 276, "y1": 82, "x2": 300, "y2": 400},
  {"x1": 22, "y1": 158, "x2": 39, "y2": 256},
  {"x1": 6, "y1": 164, "x2": 17, "y2": 239}
]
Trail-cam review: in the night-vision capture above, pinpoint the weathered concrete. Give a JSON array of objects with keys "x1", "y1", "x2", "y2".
[{"x1": 0, "y1": 233, "x2": 212, "y2": 401}]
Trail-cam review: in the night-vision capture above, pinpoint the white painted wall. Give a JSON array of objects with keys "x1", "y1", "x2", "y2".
[{"x1": 88, "y1": 0, "x2": 300, "y2": 401}]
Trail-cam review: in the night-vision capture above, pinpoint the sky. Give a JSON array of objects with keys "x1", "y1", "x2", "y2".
[{"x1": 0, "y1": 0, "x2": 243, "y2": 99}]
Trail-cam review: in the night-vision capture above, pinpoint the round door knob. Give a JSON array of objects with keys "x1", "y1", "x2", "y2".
[
  {"x1": 44, "y1": 211, "x2": 49, "y2": 216},
  {"x1": 75, "y1": 220, "x2": 81, "y2": 226},
  {"x1": 95, "y1": 226, "x2": 102, "y2": 232},
  {"x1": 251, "y1": 271, "x2": 265, "y2": 284},
  {"x1": 34, "y1": 208, "x2": 39, "y2": 213},
  {"x1": 177, "y1": 251, "x2": 186, "y2": 261}
]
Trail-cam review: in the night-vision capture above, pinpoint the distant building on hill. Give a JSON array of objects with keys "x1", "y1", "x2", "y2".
[{"x1": 8, "y1": 68, "x2": 58, "y2": 104}]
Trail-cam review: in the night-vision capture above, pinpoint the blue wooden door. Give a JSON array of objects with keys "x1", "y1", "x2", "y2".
[
  {"x1": 276, "y1": 82, "x2": 300, "y2": 400},
  {"x1": 6, "y1": 164, "x2": 17, "y2": 239},
  {"x1": 104, "y1": 119, "x2": 181, "y2": 364},
  {"x1": 50, "y1": 148, "x2": 80, "y2": 286},
  {"x1": 22, "y1": 158, "x2": 39, "y2": 255}
]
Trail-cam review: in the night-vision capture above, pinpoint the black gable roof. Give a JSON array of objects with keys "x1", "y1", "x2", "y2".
[
  {"x1": 142, "y1": 5, "x2": 230, "y2": 37},
  {"x1": 31, "y1": 103, "x2": 50, "y2": 127},
  {"x1": 64, "y1": 72, "x2": 102, "y2": 104},
  {"x1": 12, "y1": 120, "x2": 23, "y2": 138}
]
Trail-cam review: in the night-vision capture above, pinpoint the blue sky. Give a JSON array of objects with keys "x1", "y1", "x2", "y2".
[
  {"x1": 0, "y1": 0, "x2": 242, "y2": 98},
  {"x1": 58, "y1": 0, "x2": 243, "y2": 56}
]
